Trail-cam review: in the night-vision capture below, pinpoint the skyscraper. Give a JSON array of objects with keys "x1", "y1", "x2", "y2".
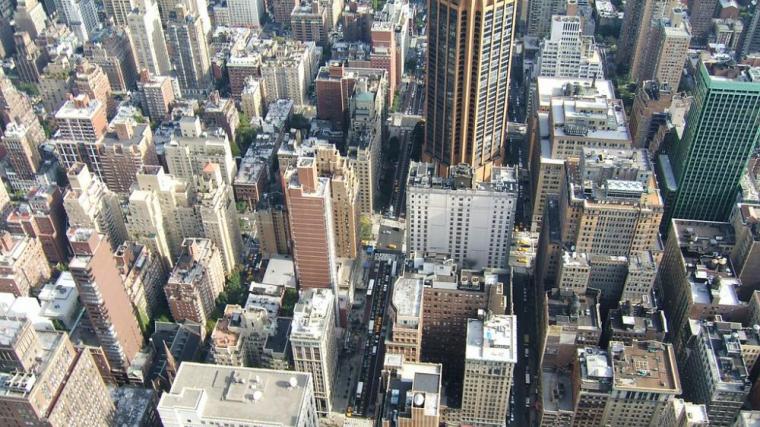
[
  {"x1": 664, "y1": 61, "x2": 760, "y2": 222},
  {"x1": 127, "y1": 0, "x2": 171, "y2": 76},
  {"x1": 165, "y1": 4, "x2": 211, "y2": 94},
  {"x1": 461, "y1": 313, "x2": 517, "y2": 426},
  {"x1": 68, "y1": 227, "x2": 144, "y2": 379},
  {"x1": 425, "y1": 0, "x2": 517, "y2": 180}
]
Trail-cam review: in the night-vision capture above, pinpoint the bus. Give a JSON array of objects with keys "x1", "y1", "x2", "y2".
[
  {"x1": 391, "y1": 260, "x2": 398, "y2": 276},
  {"x1": 366, "y1": 279, "x2": 375, "y2": 297},
  {"x1": 525, "y1": 373, "x2": 531, "y2": 385},
  {"x1": 368, "y1": 320, "x2": 375, "y2": 334},
  {"x1": 356, "y1": 382, "x2": 364, "y2": 399}
]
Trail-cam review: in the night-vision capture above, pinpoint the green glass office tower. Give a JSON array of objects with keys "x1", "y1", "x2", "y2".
[{"x1": 667, "y1": 61, "x2": 760, "y2": 222}]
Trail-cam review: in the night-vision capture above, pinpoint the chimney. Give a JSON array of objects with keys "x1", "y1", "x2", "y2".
[
  {"x1": 113, "y1": 242, "x2": 134, "y2": 274},
  {"x1": 139, "y1": 68, "x2": 150, "y2": 83},
  {"x1": 297, "y1": 158, "x2": 319, "y2": 193},
  {"x1": 73, "y1": 94, "x2": 90, "y2": 109}
]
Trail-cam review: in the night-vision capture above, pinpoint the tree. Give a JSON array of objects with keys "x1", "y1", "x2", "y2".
[
  {"x1": 280, "y1": 288, "x2": 299, "y2": 316},
  {"x1": 360, "y1": 215, "x2": 373, "y2": 241},
  {"x1": 236, "y1": 112, "x2": 258, "y2": 155},
  {"x1": 288, "y1": 113, "x2": 310, "y2": 131}
]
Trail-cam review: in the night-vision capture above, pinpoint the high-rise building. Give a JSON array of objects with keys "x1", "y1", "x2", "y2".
[
  {"x1": 114, "y1": 240, "x2": 167, "y2": 319},
  {"x1": 166, "y1": 4, "x2": 211, "y2": 94},
  {"x1": 84, "y1": 27, "x2": 139, "y2": 92},
  {"x1": 461, "y1": 313, "x2": 517, "y2": 426},
  {"x1": 165, "y1": 238, "x2": 226, "y2": 325},
  {"x1": 659, "y1": 219, "x2": 746, "y2": 353},
  {"x1": 102, "y1": 0, "x2": 136, "y2": 26},
  {"x1": 254, "y1": 193, "x2": 291, "y2": 257},
  {"x1": 57, "y1": 0, "x2": 99, "y2": 43},
  {"x1": 290, "y1": 288, "x2": 337, "y2": 416},
  {"x1": 539, "y1": 287, "x2": 601, "y2": 369},
  {"x1": 165, "y1": 116, "x2": 237, "y2": 184},
  {"x1": 406, "y1": 162, "x2": 518, "y2": 269},
  {"x1": 559, "y1": 148, "x2": 663, "y2": 259},
  {"x1": 68, "y1": 227, "x2": 144, "y2": 379},
  {"x1": 425, "y1": 0, "x2": 517, "y2": 180},
  {"x1": 13, "y1": 31, "x2": 44, "y2": 84},
  {"x1": 537, "y1": 16, "x2": 604, "y2": 79},
  {"x1": 196, "y1": 164, "x2": 244, "y2": 275},
  {"x1": 127, "y1": 0, "x2": 171, "y2": 76},
  {"x1": 527, "y1": 0, "x2": 565, "y2": 37},
  {"x1": 39, "y1": 55, "x2": 75, "y2": 115},
  {"x1": 209, "y1": 304, "x2": 270, "y2": 366},
  {"x1": 1, "y1": 123, "x2": 43, "y2": 190},
  {"x1": 63, "y1": 163, "x2": 129, "y2": 250},
  {"x1": 681, "y1": 319, "x2": 752, "y2": 425},
  {"x1": 529, "y1": 77, "x2": 630, "y2": 231},
  {"x1": 74, "y1": 60, "x2": 113, "y2": 117},
  {"x1": 617, "y1": 0, "x2": 666, "y2": 69},
  {"x1": 157, "y1": 363, "x2": 319, "y2": 427},
  {"x1": 6, "y1": 185, "x2": 69, "y2": 264},
  {"x1": 634, "y1": 9, "x2": 690, "y2": 89},
  {"x1": 741, "y1": 2, "x2": 760, "y2": 57},
  {"x1": 385, "y1": 276, "x2": 424, "y2": 362},
  {"x1": 137, "y1": 71, "x2": 176, "y2": 120},
  {"x1": 369, "y1": 21, "x2": 396, "y2": 104},
  {"x1": 0, "y1": 319, "x2": 115, "y2": 426},
  {"x1": 53, "y1": 94, "x2": 109, "y2": 158},
  {"x1": 291, "y1": 0, "x2": 327, "y2": 43},
  {"x1": 0, "y1": 231, "x2": 51, "y2": 296},
  {"x1": 227, "y1": 0, "x2": 264, "y2": 27},
  {"x1": 687, "y1": 0, "x2": 718, "y2": 44},
  {"x1": 0, "y1": 70, "x2": 45, "y2": 143},
  {"x1": 98, "y1": 115, "x2": 159, "y2": 195},
  {"x1": 285, "y1": 158, "x2": 338, "y2": 290},
  {"x1": 629, "y1": 80, "x2": 674, "y2": 150},
  {"x1": 13, "y1": 0, "x2": 46, "y2": 39},
  {"x1": 663, "y1": 61, "x2": 760, "y2": 222},
  {"x1": 656, "y1": 398, "x2": 710, "y2": 427},
  {"x1": 202, "y1": 91, "x2": 240, "y2": 142}
]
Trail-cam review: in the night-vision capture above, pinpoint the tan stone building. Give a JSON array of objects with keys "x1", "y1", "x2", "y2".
[
  {"x1": 291, "y1": 0, "x2": 327, "y2": 43},
  {"x1": 209, "y1": 304, "x2": 271, "y2": 367},
  {"x1": 0, "y1": 318, "x2": 115, "y2": 426},
  {"x1": 385, "y1": 276, "x2": 423, "y2": 362},
  {"x1": 165, "y1": 238, "x2": 226, "y2": 326},
  {"x1": 380, "y1": 354, "x2": 442, "y2": 427},
  {"x1": 0, "y1": 231, "x2": 51, "y2": 296}
]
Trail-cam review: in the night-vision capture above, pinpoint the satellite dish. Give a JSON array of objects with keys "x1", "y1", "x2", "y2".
[
  {"x1": 413, "y1": 393, "x2": 425, "y2": 407},
  {"x1": 253, "y1": 391, "x2": 263, "y2": 401},
  {"x1": 289, "y1": 377, "x2": 298, "y2": 388}
]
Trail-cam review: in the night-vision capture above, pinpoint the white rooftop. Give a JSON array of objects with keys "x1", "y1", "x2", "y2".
[
  {"x1": 466, "y1": 315, "x2": 517, "y2": 363},
  {"x1": 158, "y1": 363, "x2": 312, "y2": 425}
]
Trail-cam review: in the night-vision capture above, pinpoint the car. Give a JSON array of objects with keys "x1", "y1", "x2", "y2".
[
  {"x1": 525, "y1": 398, "x2": 531, "y2": 408},
  {"x1": 524, "y1": 349, "x2": 530, "y2": 358}
]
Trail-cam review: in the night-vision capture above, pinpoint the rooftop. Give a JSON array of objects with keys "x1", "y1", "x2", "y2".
[
  {"x1": 111, "y1": 386, "x2": 156, "y2": 427},
  {"x1": 291, "y1": 289, "x2": 333, "y2": 341},
  {"x1": 607, "y1": 302, "x2": 668, "y2": 336},
  {"x1": 158, "y1": 363, "x2": 312, "y2": 424},
  {"x1": 169, "y1": 239, "x2": 216, "y2": 286},
  {"x1": 392, "y1": 277, "x2": 423, "y2": 320},
  {"x1": 546, "y1": 288, "x2": 601, "y2": 331},
  {"x1": 407, "y1": 162, "x2": 518, "y2": 194},
  {"x1": 577, "y1": 346, "x2": 613, "y2": 392},
  {"x1": 541, "y1": 369, "x2": 574, "y2": 414},
  {"x1": 382, "y1": 355, "x2": 441, "y2": 421},
  {"x1": 466, "y1": 314, "x2": 517, "y2": 363},
  {"x1": 609, "y1": 340, "x2": 681, "y2": 394},
  {"x1": 536, "y1": 77, "x2": 615, "y2": 112},
  {"x1": 693, "y1": 319, "x2": 752, "y2": 390}
]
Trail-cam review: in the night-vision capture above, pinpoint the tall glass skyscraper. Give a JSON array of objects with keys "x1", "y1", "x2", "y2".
[
  {"x1": 424, "y1": 0, "x2": 517, "y2": 181},
  {"x1": 666, "y1": 61, "x2": 760, "y2": 222}
]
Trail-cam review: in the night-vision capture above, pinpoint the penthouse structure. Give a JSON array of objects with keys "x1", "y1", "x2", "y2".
[
  {"x1": 290, "y1": 289, "x2": 337, "y2": 416},
  {"x1": 406, "y1": 163, "x2": 518, "y2": 269},
  {"x1": 165, "y1": 238, "x2": 226, "y2": 326},
  {"x1": 157, "y1": 363, "x2": 319, "y2": 427},
  {"x1": 681, "y1": 319, "x2": 752, "y2": 425}
]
